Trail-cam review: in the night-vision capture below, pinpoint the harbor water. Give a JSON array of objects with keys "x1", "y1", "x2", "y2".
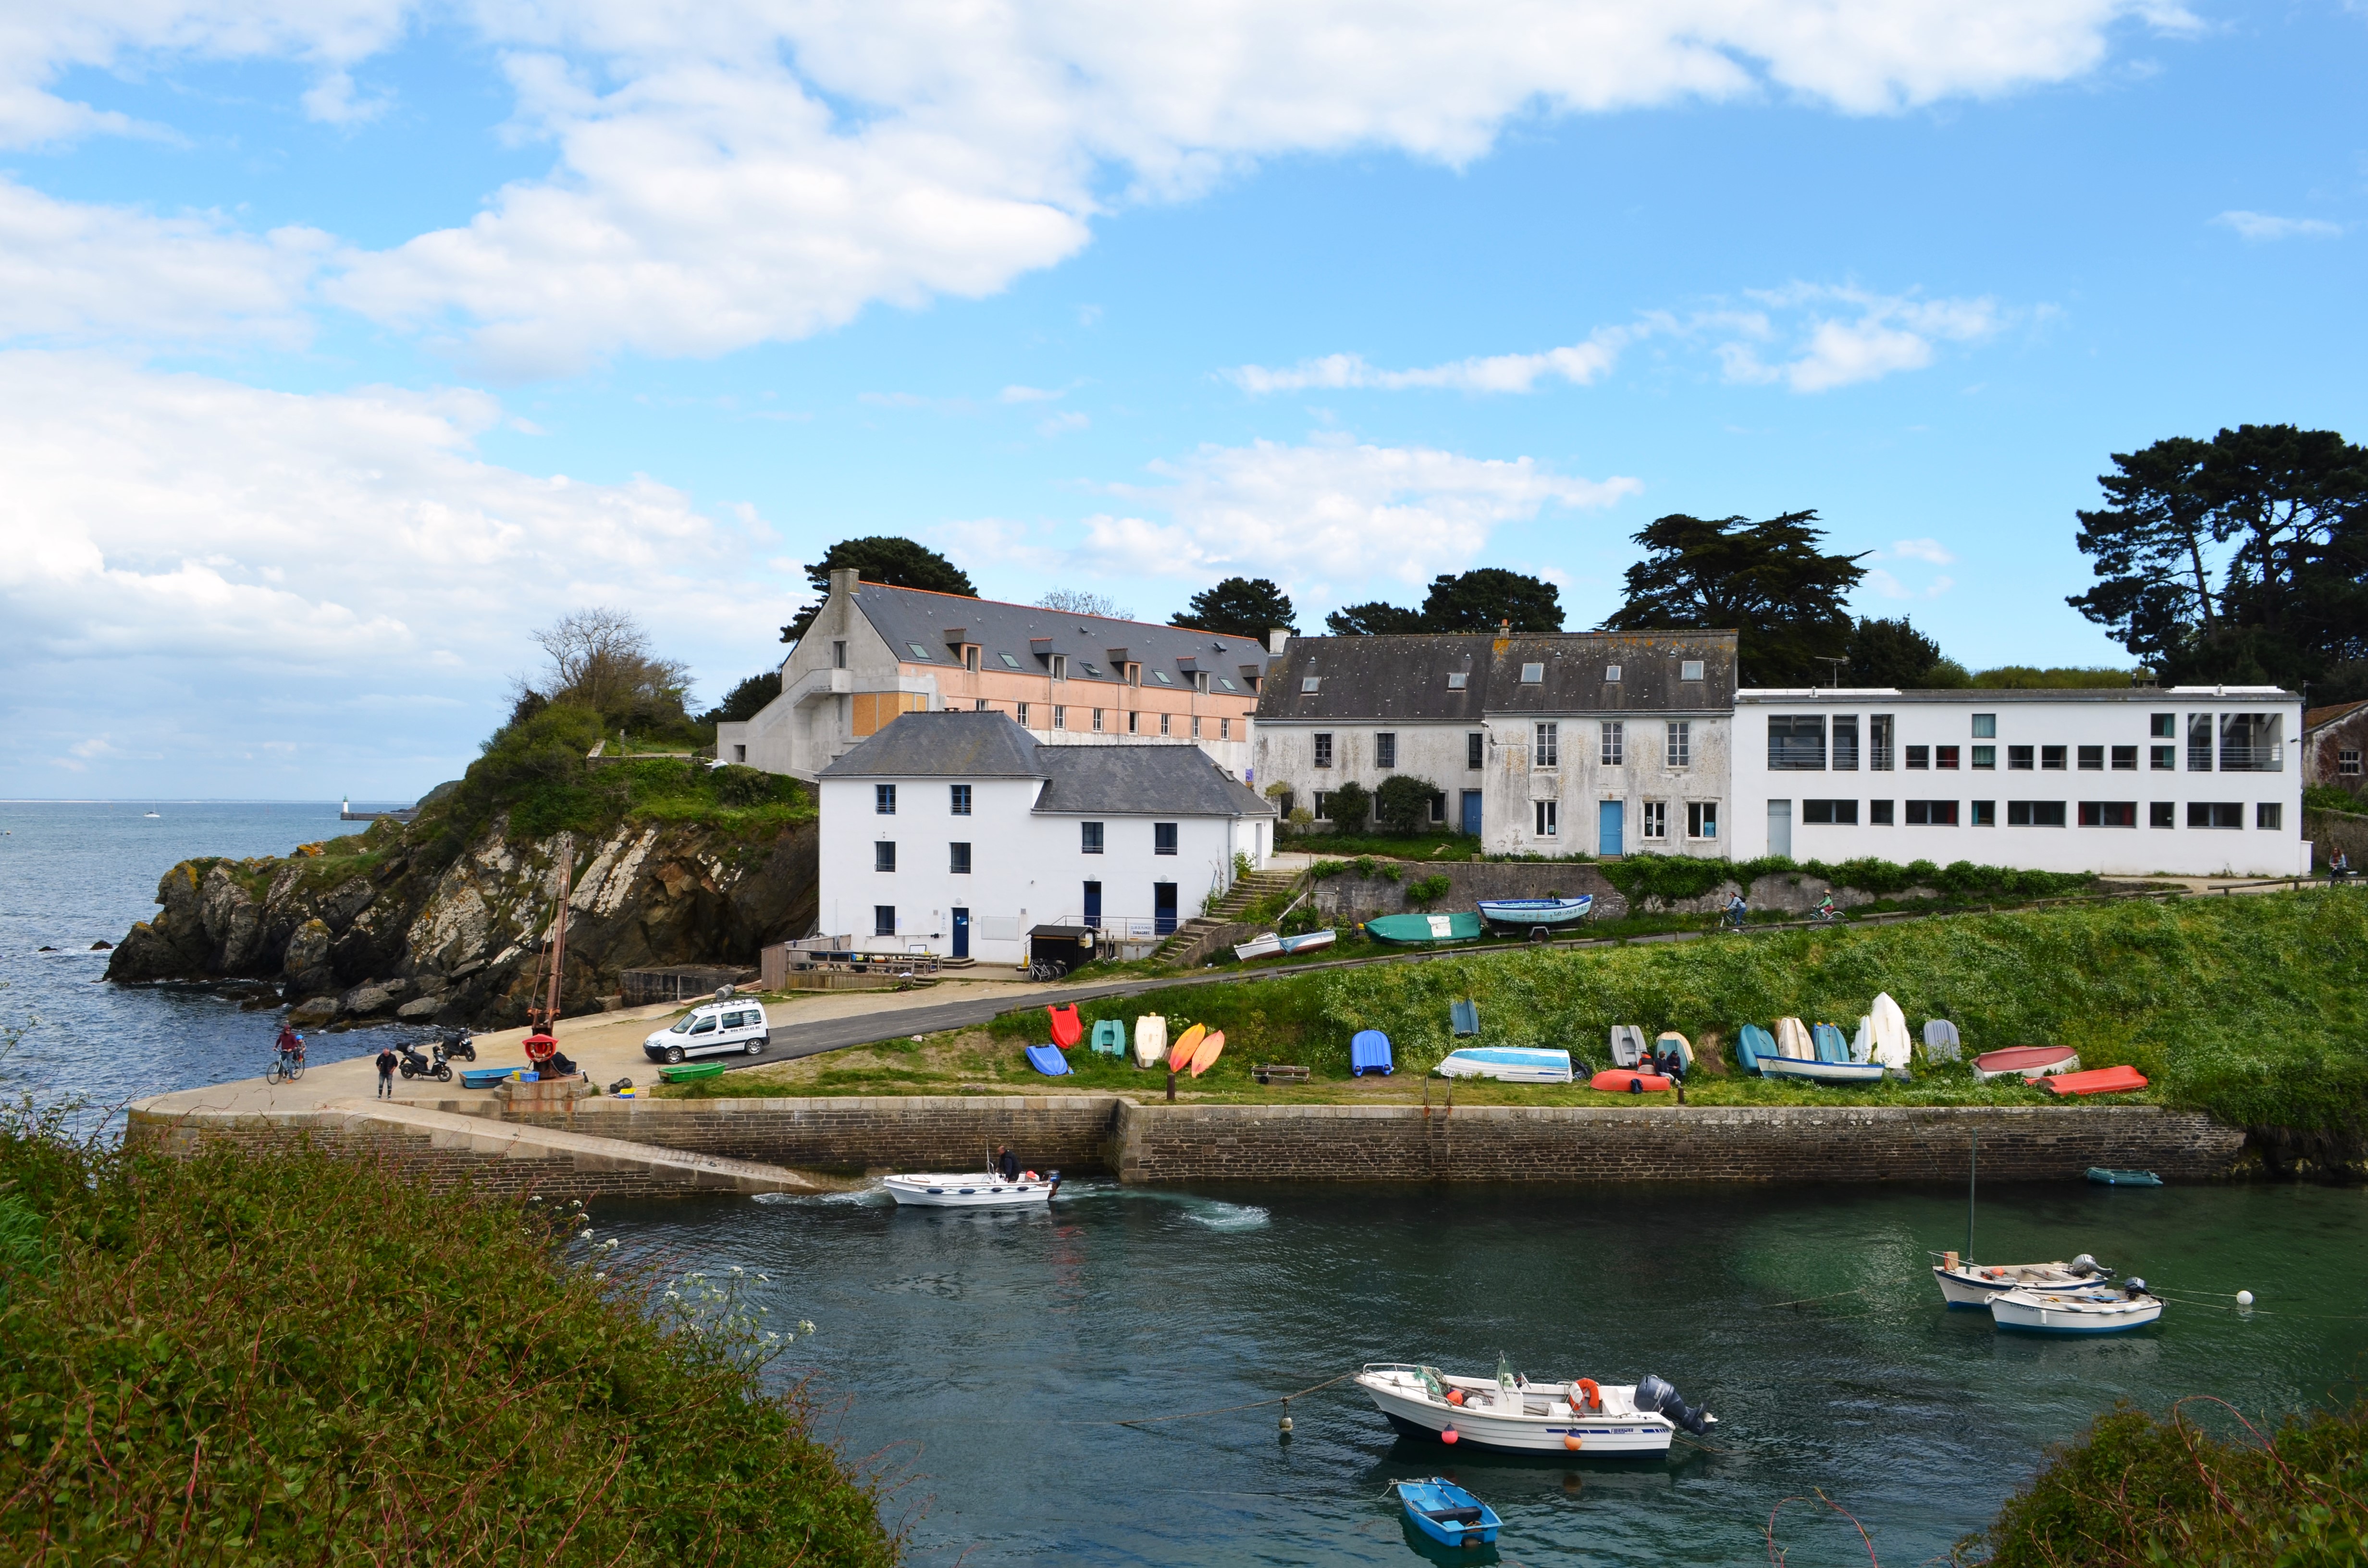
[{"x1": 601, "y1": 1178, "x2": 2368, "y2": 1566}]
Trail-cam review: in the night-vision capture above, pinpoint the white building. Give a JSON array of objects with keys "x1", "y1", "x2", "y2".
[
  {"x1": 1728, "y1": 687, "x2": 2309, "y2": 877},
  {"x1": 816, "y1": 710, "x2": 1276, "y2": 966},
  {"x1": 719, "y1": 568, "x2": 1275, "y2": 781},
  {"x1": 1254, "y1": 631, "x2": 1738, "y2": 857}
]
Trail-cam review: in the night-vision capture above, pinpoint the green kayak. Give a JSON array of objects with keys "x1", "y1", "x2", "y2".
[
  {"x1": 658, "y1": 1061, "x2": 728, "y2": 1084},
  {"x1": 1363, "y1": 911, "x2": 1486, "y2": 945}
]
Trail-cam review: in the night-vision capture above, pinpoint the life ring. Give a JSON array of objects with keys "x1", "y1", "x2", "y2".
[
  {"x1": 1568, "y1": 1377, "x2": 1602, "y2": 1413},
  {"x1": 523, "y1": 1033, "x2": 557, "y2": 1065}
]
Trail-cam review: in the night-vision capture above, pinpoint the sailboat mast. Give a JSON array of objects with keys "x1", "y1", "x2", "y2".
[{"x1": 1966, "y1": 1130, "x2": 1977, "y2": 1262}]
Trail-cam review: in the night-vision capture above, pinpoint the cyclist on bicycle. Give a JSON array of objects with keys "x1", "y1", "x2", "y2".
[
  {"x1": 1813, "y1": 890, "x2": 1838, "y2": 922},
  {"x1": 1724, "y1": 893, "x2": 1748, "y2": 930},
  {"x1": 274, "y1": 1022, "x2": 306, "y2": 1065}
]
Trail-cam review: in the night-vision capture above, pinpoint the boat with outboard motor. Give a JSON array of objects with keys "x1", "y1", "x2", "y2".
[
  {"x1": 1932, "y1": 1250, "x2": 2114, "y2": 1308},
  {"x1": 1355, "y1": 1358, "x2": 1713, "y2": 1455},
  {"x1": 1990, "y1": 1278, "x2": 2162, "y2": 1335},
  {"x1": 883, "y1": 1170, "x2": 1061, "y2": 1208}
]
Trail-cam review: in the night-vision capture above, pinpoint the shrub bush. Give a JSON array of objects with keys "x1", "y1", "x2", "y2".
[
  {"x1": 1324, "y1": 780, "x2": 1371, "y2": 835},
  {"x1": 1373, "y1": 774, "x2": 1438, "y2": 836}
]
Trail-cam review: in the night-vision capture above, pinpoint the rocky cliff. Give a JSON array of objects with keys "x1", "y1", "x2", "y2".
[{"x1": 106, "y1": 813, "x2": 819, "y2": 1029}]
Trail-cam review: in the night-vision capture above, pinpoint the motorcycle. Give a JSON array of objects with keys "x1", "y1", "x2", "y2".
[
  {"x1": 440, "y1": 1028, "x2": 478, "y2": 1063},
  {"x1": 396, "y1": 1040, "x2": 456, "y2": 1081}
]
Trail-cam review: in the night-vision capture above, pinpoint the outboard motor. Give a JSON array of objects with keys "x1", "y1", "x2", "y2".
[{"x1": 1635, "y1": 1373, "x2": 1711, "y2": 1436}]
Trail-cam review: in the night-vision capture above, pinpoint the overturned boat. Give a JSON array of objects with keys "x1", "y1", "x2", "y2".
[{"x1": 1355, "y1": 1360, "x2": 1712, "y2": 1456}]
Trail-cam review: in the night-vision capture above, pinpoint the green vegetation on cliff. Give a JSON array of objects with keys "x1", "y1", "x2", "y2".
[
  {"x1": 1975, "y1": 1396, "x2": 2368, "y2": 1566},
  {"x1": 0, "y1": 1122, "x2": 896, "y2": 1566}
]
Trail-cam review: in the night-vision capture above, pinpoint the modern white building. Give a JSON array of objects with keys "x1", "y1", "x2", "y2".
[
  {"x1": 815, "y1": 710, "x2": 1276, "y2": 966},
  {"x1": 1254, "y1": 631, "x2": 1738, "y2": 857},
  {"x1": 1727, "y1": 687, "x2": 2309, "y2": 877},
  {"x1": 719, "y1": 568, "x2": 1275, "y2": 781}
]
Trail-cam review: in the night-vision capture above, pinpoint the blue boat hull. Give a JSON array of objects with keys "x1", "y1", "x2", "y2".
[
  {"x1": 1477, "y1": 897, "x2": 1592, "y2": 928},
  {"x1": 1394, "y1": 1478, "x2": 1502, "y2": 1546}
]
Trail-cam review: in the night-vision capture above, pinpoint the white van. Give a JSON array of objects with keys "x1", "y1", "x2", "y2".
[{"x1": 643, "y1": 1000, "x2": 771, "y2": 1064}]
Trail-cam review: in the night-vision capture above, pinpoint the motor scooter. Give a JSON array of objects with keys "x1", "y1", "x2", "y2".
[
  {"x1": 396, "y1": 1040, "x2": 455, "y2": 1081},
  {"x1": 440, "y1": 1028, "x2": 478, "y2": 1063}
]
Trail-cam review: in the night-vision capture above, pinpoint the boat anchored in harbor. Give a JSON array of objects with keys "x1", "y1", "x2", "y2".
[
  {"x1": 1356, "y1": 1359, "x2": 1712, "y2": 1456},
  {"x1": 1991, "y1": 1279, "x2": 2163, "y2": 1335},
  {"x1": 1933, "y1": 1250, "x2": 2114, "y2": 1308},
  {"x1": 1393, "y1": 1478, "x2": 1502, "y2": 1549}
]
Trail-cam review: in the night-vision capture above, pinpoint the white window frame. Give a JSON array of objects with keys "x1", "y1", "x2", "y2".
[
  {"x1": 1376, "y1": 732, "x2": 1397, "y2": 769},
  {"x1": 1534, "y1": 722, "x2": 1558, "y2": 769},
  {"x1": 1666, "y1": 720, "x2": 1690, "y2": 768},
  {"x1": 1640, "y1": 800, "x2": 1667, "y2": 840},
  {"x1": 1314, "y1": 732, "x2": 1333, "y2": 768},
  {"x1": 1600, "y1": 720, "x2": 1624, "y2": 767},
  {"x1": 1534, "y1": 799, "x2": 1558, "y2": 836},
  {"x1": 1687, "y1": 801, "x2": 1718, "y2": 840}
]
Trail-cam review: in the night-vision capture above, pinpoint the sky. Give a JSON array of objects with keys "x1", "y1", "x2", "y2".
[{"x1": 2, "y1": 1, "x2": 2363, "y2": 802}]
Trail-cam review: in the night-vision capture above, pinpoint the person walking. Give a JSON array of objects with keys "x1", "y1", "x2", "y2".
[{"x1": 375, "y1": 1046, "x2": 398, "y2": 1099}]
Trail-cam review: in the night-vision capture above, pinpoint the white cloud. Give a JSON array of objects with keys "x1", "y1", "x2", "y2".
[
  {"x1": 0, "y1": 352, "x2": 781, "y2": 695},
  {"x1": 1076, "y1": 436, "x2": 1639, "y2": 587},
  {"x1": 1230, "y1": 331, "x2": 1636, "y2": 395},
  {"x1": 2213, "y1": 210, "x2": 2343, "y2": 242},
  {"x1": 0, "y1": 179, "x2": 329, "y2": 345},
  {"x1": 1887, "y1": 537, "x2": 1956, "y2": 565},
  {"x1": 290, "y1": 0, "x2": 2171, "y2": 371},
  {"x1": 1037, "y1": 410, "x2": 1090, "y2": 437}
]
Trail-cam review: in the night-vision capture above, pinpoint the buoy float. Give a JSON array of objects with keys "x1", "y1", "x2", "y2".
[
  {"x1": 2236, "y1": 1290, "x2": 2255, "y2": 1306},
  {"x1": 1564, "y1": 1433, "x2": 1582, "y2": 1451},
  {"x1": 1441, "y1": 1427, "x2": 1458, "y2": 1444},
  {"x1": 1446, "y1": 1388, "x2": 1465, "y2": 1406}
]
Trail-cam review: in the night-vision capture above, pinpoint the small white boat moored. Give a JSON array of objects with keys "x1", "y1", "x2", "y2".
[
  {"x1": 882, "y1": 1171, "x2": 1060, "y2": 1208},
  {"x1": 1990, "y1": 1279, "x2": 2162, "y2": 1335},
  {"x1": 1356, "y1": 1360, "x2": 1712, "y2": 1455},
  {"x1": 1434, "y1": 1047, "x2": 1574, "y2": 1083},
  {"x1": 1932, "y1": 1251, "x2": 2111, "y2": 1308}
]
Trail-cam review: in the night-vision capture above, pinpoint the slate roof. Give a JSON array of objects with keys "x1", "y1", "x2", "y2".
[
  {"x1": 1255, "y1": 631, "x2": 1739, "y2": 721},
  {"x1": 853, "y1": 582, "x2": 1275, "y2": 694},
  {"x1": 817, "y1": 711, "x2": 1274, "y2": 819},
  {"x1": 2306, "y1": 699, "x2": 2368, "y2": 731},
  {"x1": 1738, "y1": 687, "x2": 2303, "y2": 704}
]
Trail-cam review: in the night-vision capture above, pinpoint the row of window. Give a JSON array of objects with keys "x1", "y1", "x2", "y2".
[
  {"x1": 1307, "y1": 722, "x2": 1696, "y2": 771},
  {"x1": 1300, "y1": 660, "x2": 1709, "y2": 696},
  {"x1": 1529, "y1": 801, "x2": 1720, "y2": 839},
  {"x1": 1768, "y1": 713, "x2": 2284, "y2": 773},
  {"x1": 870, "y1": 822, "x2": 1182, "y2": 871},
  {"x1": 963, "y1": 701, "x2": 1233, "y2": 739},
  {"x1": 1789, "y1": 799, "x2": 2284, "y2": 830}
]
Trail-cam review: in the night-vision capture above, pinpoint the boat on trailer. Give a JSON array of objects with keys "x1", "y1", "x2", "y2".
[
  {"x1": 1991, "y1": 1280, "x2": 2162, "y2": 1335},
  {"x1": 883, "y1": 1171, "x2": 1061, "y2": 1208},
  {"x1": 1355, "y1": 1361, "x2": 1712, "y2": 1456}
]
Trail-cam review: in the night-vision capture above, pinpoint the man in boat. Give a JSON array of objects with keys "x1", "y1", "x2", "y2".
[{"x1": 994, "y1": 1145, "x2": 1021, "y2": 1182}]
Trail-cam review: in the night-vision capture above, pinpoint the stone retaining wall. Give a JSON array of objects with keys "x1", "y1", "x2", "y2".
[
  {"x1": 495, "y1": 1093, "x2": 1124, "y2": 1175},
  {"x1": 1313, "y1": 863, "x2": 1628, "y2": 923}
]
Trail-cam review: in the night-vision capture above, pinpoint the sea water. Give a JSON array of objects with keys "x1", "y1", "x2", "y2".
[
  {"x1": 604, "y1": 1179, "x2": 2368, "y2": 1566},
  {"x1": 0, "y1": 800, "x2": 432, "y2": 1120}
]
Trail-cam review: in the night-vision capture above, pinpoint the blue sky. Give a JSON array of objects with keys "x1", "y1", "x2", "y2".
[{"x1": 2, "y1": 1, "x2": 2362, "y2": 800}]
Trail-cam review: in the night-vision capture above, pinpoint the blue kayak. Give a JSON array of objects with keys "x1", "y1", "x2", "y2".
[
  {"x1": 1024, "y1": 1044, "x2": 1072, "y2": 1077},
  {"x1": 1394, "y1": 1477, "x2": 1501, "y2": 1548}
]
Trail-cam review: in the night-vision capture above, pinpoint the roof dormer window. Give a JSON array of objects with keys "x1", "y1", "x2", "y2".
[
  {"x1": 906, "y1": 642, "x2": 933, "y2": 661},
  {"x1": 1217, "y1": 676, "x2": 1237, "y2": 691},
  {"x1": 1125, "y1": 662, "x2": 1142, "y2": 686},
  {"x1": 998, "y1": 651, "x2": 1021, "y2": 669},
  {"x1": 1050, "y1": 654, "x2": 1067, "y2": 680},
  {"x1": 962, "y1": 645, "x2": 981, "y2": 672},
  {"x1": 1153, "y1": 669, "x2": 1174, "y2": 685},
  {"x1": 1519, "y1": 662, "x2": 1544, "y2": 684}
]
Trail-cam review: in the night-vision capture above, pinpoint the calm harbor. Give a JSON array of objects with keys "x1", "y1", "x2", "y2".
[{"x1": 603, "y1": 1178, "x2": 2368, "y2": 1566}]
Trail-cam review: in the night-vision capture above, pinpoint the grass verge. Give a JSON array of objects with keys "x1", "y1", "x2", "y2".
[{"x1": 0, "y1": 1116, "x2": 896, "y2": 1566}]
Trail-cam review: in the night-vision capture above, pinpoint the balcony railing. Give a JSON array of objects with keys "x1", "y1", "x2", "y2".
[{"x1": 2218, "y1": 744, "x2": 2283, "y2": 772}]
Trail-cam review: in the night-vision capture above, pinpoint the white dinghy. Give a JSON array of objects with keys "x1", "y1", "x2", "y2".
[
  {"x1": 1356, "y1": 1359, "x2": 1712, "y2": 1456},
  {"x1": 1133, "y1": 1014, "x2": 1168, "y2": 1068},
  {"x1": 883, "y1": 1171, "x2": 1061, "y2": 1209},
  {"x1": 1990, "y1": 1279, "x2": 2163, "y2": 1335},
  {"x1": 1933, "y1": 1250, "x2": 2113, "y2": 1308}
]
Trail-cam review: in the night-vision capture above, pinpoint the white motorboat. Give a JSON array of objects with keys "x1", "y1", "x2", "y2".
[
  {"x1": 1990, "y1": 1279, "x2": 2162, "y2": 1335},
  {"x1": 1933, "y1": 1250, "x2": 2112, "y2": 1308},
  {"x1": 882, "y1": 1171, "x2": 1060, "y2": 1208},
  {"x1": 1434, "y1": 1047, "x2": 1575, "y2": 1084},
  {"x1": 1355, "y1": 1361, "x2": 1712, "y2": 1456}
]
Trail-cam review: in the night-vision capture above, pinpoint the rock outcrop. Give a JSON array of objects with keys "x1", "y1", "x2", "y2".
[{"x1": 106, "y1": 814, "x2": 819, "y2": 1029}]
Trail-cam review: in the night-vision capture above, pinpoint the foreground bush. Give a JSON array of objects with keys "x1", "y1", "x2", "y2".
[
  {"x1": 1975, "y1": 1396, "x2": 2368, "y2": 1566},
  {"x1": 0, "y1": 1127, "x2": 895, "y2": 1567}
]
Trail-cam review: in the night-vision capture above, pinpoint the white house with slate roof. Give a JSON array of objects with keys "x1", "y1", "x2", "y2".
[
  {"x1": 719, "y1": 568, "x2": 1278, "y2": 781},
  {"x1": 816, "y1": 711, "x2": 1276, "y2": 966},
  {"x1": 1255, "y1": 632, "x2": 1738, "y2": 858}
]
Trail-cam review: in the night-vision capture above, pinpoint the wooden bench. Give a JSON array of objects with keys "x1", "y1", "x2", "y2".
[{"x1": 1253, "y1": 1064, "x2": 1310, "y2": 1085}]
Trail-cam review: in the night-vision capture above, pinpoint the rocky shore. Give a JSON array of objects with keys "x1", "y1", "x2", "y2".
[{"x1": 105, "y1": 813, "x2": 818, "y2": 1029}]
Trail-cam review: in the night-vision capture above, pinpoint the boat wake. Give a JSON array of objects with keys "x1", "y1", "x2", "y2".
[{"x1": 752, "y1": 1186, "x2": 894, "y2": 1206}]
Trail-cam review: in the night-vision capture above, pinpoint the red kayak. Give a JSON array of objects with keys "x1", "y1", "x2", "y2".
[
  {"x1": 2047, "y1": 1065, "x2": 2148, "y2": 1096},
  {"x1": 1591, "y1": 1069, "x2": 1674, "y2": 1093},
  {"x1": 1046, "y1": 1004, "x2": 1083, "y2": 1049},
  {"x1": 1971, "y1": 1045, "x2": 2080, "y2": 1082}
]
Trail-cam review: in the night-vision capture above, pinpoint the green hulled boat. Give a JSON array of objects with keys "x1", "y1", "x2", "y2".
[
  {"x1": 658, "y1": 1061, "x2": 728, "y2": 1084},
  {"x1": 1363, "y1": 911, "x2": 1486, "y2": 945}
]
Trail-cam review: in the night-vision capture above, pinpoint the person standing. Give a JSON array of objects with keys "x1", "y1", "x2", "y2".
[
  {"x1": 995, "y1": 1144, "x2": 1020, "y2": 1182},
  {"x1": 375, "y1": 1046, "x2": 398, "y2": 1099}
]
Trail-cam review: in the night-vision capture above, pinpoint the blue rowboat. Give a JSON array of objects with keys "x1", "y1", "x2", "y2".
[
  {"x1": 1759, "y1": 1056, "x2": 1886, "y2": 1085},
  {"x1": 460, "y1": 1066, "x2": 520, "y2": 1089},
  {"x1": 1436, "y1": 1047, "x2": 1574, "y2": 1084},
  {"x1": 1365, "y1": 911, "x2": 1485, "y2": 945},
  {"x1": 1477, "y1": 895, "x2": 1592, "y2": 930},
  {"x1": 1394, "y1": 1477, "x2": 1502, "y2": 1548}
]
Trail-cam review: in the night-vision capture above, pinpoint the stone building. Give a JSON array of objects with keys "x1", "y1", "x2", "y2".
[
  {"x1": 2304, "y1": 699, "x2": 2368, "y2": 800},
  {"x1": 1253, "y1": 631, "x2": 1739, "y2": 857},
  {"x1": 719, "y1": 567, "x2": 1278, "y2": 780}
]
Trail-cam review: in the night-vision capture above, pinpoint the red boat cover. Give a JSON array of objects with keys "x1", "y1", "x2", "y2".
[
  {"x1": 1045, "y1": 1004, "x2": 1083, "y2": 1049},
  {"x1": 1590, "y1": 1070, "x2": 1673, "y2": 1093},
  {"x1": 2046, "y1": 1065, "x2": 2148, "y2": 1096}
]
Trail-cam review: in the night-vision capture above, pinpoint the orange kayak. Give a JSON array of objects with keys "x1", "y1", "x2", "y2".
[
  {"x1": 1591, "y1": 1070, "x2": 1673, "y2": 1093},
  {"x1": 1189, "y1": 1030, "x2": 1226, "y2": 1077},
  {"x1": 1169, "y1": 1023, "x2": 1206, "y2": 1072},
  {"x1": 2046, "y1": 1065, "x2": 2148, "y2": 1096}
]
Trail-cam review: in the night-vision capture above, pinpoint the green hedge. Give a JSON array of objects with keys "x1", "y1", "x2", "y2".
[
  {"x1": 0, "y1": 1131, "x2": 895, "y2": 1566},
  {"x1": 1596, "y1": 852, "x2": 2097, "y2": 906}
]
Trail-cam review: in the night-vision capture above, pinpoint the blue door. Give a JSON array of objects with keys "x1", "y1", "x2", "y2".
[
  {"x1": 1460, "y1": 790, "x2": 1482, "y2": 836},
  {"x1": 1154, "y1": 882, "x2": 1178, "y2": 936},
  {"x1": 1083, "y1": 881, "x2": 1102, "y2": 930},
  {"x1": 1598, "y1": 800, "x2": 1624, "y2": 857},
  {"x1": 951, "y1": 907, "x2": 969, "y2": 959}
]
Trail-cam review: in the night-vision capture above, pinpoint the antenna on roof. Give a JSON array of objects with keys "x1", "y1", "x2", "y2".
[{"x1": 1814, "y1": 656, "x2": 1848, "y2": 689}]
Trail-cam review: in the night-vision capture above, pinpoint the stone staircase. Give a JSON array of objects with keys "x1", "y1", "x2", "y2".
[{"x1": 1152, "y1": 869, "x2": 1303, "y2": 966}]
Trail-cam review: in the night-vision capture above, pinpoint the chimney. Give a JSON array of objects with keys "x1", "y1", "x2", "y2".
[
  {"x1": 1266, "y1": 629, "x2": 1289, "y2": 655},
  {"x1": 829, "y1": 566, "x2": 860, "y2": 597}
]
